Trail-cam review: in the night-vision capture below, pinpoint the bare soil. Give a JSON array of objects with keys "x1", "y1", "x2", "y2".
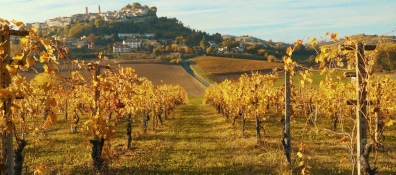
[{"x1": 113, "y1": 61, "x2": 207, "y2": 96}]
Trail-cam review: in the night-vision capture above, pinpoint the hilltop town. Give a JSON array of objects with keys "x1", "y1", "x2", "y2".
[{"x1": 27, "y1": 3, "x2": 157, "y2": 29}]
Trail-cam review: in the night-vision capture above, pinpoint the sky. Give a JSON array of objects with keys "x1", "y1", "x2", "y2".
[{"x1": 1, "y1": 0, "x2": 395, "y2": 43}]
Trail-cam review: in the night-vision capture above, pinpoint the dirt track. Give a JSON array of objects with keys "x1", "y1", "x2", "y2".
[{"x1": 116, "y1": 62, "x2": 207, "y2": 96}]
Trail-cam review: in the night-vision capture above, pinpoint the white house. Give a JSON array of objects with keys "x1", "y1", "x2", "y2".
[
  {"x1": 113, "y1": 42, "x2": 131, "y2": 53},
  {"x1": 123, "y1": 39, "x2": 142, "y2": 49},
  {"x1": 71, "y1": 40, "x2": 87, "y2": 47}
]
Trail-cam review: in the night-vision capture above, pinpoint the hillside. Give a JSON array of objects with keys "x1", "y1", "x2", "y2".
[{"x1": 192, "y1": 56, "x2": 283, "y2": 82}]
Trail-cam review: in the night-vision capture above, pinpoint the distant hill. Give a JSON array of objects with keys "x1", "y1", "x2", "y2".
[{"x1": 223, "y1": 35, "x2": 264, "y2": 44}]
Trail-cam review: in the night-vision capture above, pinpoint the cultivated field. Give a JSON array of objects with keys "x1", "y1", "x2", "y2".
[
  {"x1": 192, "y1": 56, "x2": 283, "y2": 83},
  {"x1": 111, "y1": 60, "x2": 206, "y2": 96}
]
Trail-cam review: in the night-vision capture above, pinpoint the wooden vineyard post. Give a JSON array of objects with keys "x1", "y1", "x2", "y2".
[
  {"x1": 356, "y1": 42, "x2": 367, "y2": 175},
  {"x1": 282, "y1": 70, "x2": 291, "y2": 166},
  {"x1": 344, "y1": 42, "x2": 376, "y2": 175},
  {"x1": 1, "y1": 25, "x2": 14, "y2": 175},
  {"x1": 1, "y1": 25, "x2": 28, "y2": 175}
]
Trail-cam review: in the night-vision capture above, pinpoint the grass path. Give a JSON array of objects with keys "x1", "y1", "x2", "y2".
[{"x1": 106, "y1": 96, "x2": 281, "y2": 174}]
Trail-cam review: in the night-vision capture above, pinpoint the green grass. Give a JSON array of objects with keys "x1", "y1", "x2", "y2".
[
  {"x1": 20, "y1": 96, "x2": 396, "y2": 174},
  {"x1": 275, "y1": 69, "x2": 352, "y2": 87}
]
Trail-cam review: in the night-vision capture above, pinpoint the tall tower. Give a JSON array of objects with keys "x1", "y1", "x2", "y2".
[
  {"x1": 98, "y1": 5, "x2": 101, "y2": 15},
  {"x1": 86, "y1": 7, "x2": 89, "y2": 19}
]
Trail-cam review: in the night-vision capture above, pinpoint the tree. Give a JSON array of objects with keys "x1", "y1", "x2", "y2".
[
  {"x1": 174, "y1": 36, "x2": 185, "y2": 45},
  {"x1": 87, "y1": 33, "x2": 97, "y2": 43},
  {"x1": 246, "y1": 45, "x2": 257, "y2": 54},
  {"x1": 150, "y1": 6, "x2": 157, "y2": 12},
  {"x1": 185, "y1": 47, "x2": 192, "y2": 54},
  {"x1": 132, "y1": 2, "x2": 142, "y2": 9},
  {"x1": 94, "y1": 19, "x2": 105, "y2": 28},
  {"x1": 206, "y1": 47, "x2": 213, "y2": 54},
  {"x1": 200, "y1": 38, "x2": 207, "y2": 49},
  {"x1": 165, "y1": 45, "x2": 171, "y2": 52},
  {"x1": 267, "y1": 55, "x2": 277, "y2": 62},
  {"x1": 374, "y1": 43, "x2": 396, "y2": 71}
]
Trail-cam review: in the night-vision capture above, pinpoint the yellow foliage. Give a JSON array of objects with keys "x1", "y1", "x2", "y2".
[
  {"x1": 43, "y1": 64, "x2": 54, "y2": 73},
  {"x1": 331, "y1": 33, "x2": 339, "y2": 41},
  {"x1": 33, "y1": 165, "x2": 46, "y2": 175},
  {"x1": 11, "y1": 19, "x2": 24, "y2": 27},
  {"x1": 297, "y1": 151, "x2": 303, "y2": 158},
  {"x1": 6, "y1": 64, "x2": 18, "y2": 76},
  {"x1": 298, "y1": 161, "x2": 305, "y2": 167},
  {"x1": 309, "y1": 38, "x2": 317, "y2": 47},
  {"x1": 385, "y1": 118, "x2": 394, "y2": 126},
  {"x1": 13, "y1": 52, "x2": 24, "y2": 60}
]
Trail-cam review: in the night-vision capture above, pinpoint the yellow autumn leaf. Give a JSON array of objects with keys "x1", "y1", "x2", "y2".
[
  {"x1": 29, "y1": 27, "x2": 38, "y2": 35},
  {"x1": 385, "y1": 118, "x2": 394, "y2": 126},
  {"x1": 331, "y1": 33, "x2": 339, "y2": 41},
  {"x1": 309, "y1": 38, "x2": 317, "y2": 47},
  {"x1": 13, "y1": 52, "x2": 24, "y2": 60},
  {"x1": 286, "y1": 47, "x2": 293, "y2": 57},
  {"x1": 320, "y1": 67, "x2": 327, "y2": 75},
  {"x1": 345, "y1": 36, "x2": 351, "y2": 42},
  {"x1": 298, "y1": 161, "x2": 305, "y2": 167},
  {"x1": 297, "y1": 151, "x2": 303, "y2": 158},
  {"x1": 325, "y1": 32, "x2": 329, "y2": 37},
  {"x1": 6, "y1": 64, "x2": 18, "y2": 75},
  {"x1": 301, "y1": 167, "x2": 306, "y2": 175},
  {"x1": 12, "y1": 19, "x2": 23, "y2": 27},
  {"x1": 306, "y1": 78, "x2": 313, "y2": 84},
  {"x1": 98, "y1": 52, "x2": 103, "y2": 59},
  {"x1": 285, "y1": 57, "x2": 293, "y2": 64},
  {"x1": 20, "y1": 37, "x2": 29, "y2": 47},
  {"x1": 0, "y1": 47, "x2": 4, "y2": 55},
  {"x1": 39, "y1": 51, "x2": 49, "y2": 63},
  {"x1": 294, "y1": 39, "x2": 303, "y2": 47},
  {"x1": 337, "y1": 61, "x2": 344, "y2": 67},
  {"x1": 43, "y1": 64, "x2": 54, "y2": 73}
]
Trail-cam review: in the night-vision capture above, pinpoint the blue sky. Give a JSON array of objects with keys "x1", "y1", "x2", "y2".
[{"x1": 1, "y1": 0, "x2": 395, "y2": 43}]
